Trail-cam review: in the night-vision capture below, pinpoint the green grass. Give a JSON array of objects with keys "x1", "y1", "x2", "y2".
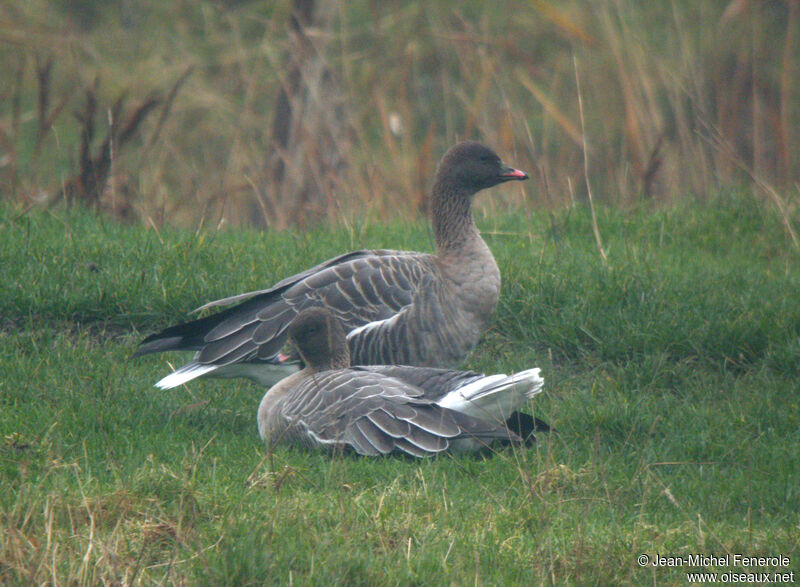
[{"x1": 2, "y1": 194, "x2": 799, "y2": 585}]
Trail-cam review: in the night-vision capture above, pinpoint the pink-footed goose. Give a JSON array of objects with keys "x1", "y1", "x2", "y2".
[
  {"x1": 257, "y1": 308, "x2": 544, "y2": 457},
  {"x1": 135, "y1": 142, "x2": 528, "y2": 389}
]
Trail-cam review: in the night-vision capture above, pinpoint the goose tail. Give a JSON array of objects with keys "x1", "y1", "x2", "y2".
[
  {"x1": 435, "y1": 368, "x2": 544, "y2": 422},
  {"x1": 155, "y1": 362, "x2": 218, "y2": 389}
]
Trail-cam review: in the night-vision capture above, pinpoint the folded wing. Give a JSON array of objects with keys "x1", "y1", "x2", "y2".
[
  {"x1": 277, "y1": 370, "x2": 519, "y2": 457},
  {"x1": 135, "y1": 250, "x2": 435, "y2": 385}
]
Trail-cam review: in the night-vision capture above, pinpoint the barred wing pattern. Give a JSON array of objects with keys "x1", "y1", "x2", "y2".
[
  {"x1": 138, "y1": 249, "x2": 436, "y2": 369},
  {"x1": 351, "y1": 365, "x2": 485, "y2": 401},
  {"x1": 268, "y1": 370, "x2": 518, "y2": 457},
  {"x1": 344, "y1": 272, "x2": 475, "y2": 367}
]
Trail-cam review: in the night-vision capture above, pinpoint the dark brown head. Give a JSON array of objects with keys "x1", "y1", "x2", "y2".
[
  {"x1": 433, "y1": 141, "x2": 528, "y2": 196},
  {"x1": 288, "y1": 307, "x2": 350, "y2": 371}
]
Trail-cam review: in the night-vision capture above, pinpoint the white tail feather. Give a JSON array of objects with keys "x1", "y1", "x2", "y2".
[
  {"x1": 436, "y1": 368, "x2": 544, "y2": 421},
  {"x1": 155, "y1": 361, "x2": 300, "y2": 389},
  {"x1": 155, "y1": 362, "x2": 218, "y2": 389}
]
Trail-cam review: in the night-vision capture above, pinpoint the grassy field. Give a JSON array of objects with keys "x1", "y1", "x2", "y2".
[
  {"x1": 1, "y1": 193, "x2": 799, "y2": 584},
  {"x1": 3, "y1": 2, "x2": 799, "y2": 584}
]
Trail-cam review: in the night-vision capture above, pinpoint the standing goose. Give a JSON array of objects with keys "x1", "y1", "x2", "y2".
[
  {"x1": 135, "y1": 141, "x2": 528, "y2": 389},
  {"x1": 258, "y1": 308, "x2": 544, "y2": 457}
]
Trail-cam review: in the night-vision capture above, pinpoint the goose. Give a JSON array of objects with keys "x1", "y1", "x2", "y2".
[
  {"x1": 257, "y1": 308, "x2": 545, "y2": 457},
  {"x1": 135, "y1": 141, "x2": 528, "y2": 389}
]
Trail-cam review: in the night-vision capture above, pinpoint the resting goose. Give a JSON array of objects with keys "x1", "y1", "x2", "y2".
[
  {"x1": 135, "y1": 141, "x2": 528, "y2": 389},
  {"x1": 257, "y1": 308, "x2": 545, "y2": 457}
]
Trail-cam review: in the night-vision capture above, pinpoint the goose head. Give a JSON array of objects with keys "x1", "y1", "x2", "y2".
[
  {"x1": 434, "y1": 141, "x2": 528, "y2": 197},
  {"x1": 288, "y1": 307, "x2": 350, "y2": 371}
]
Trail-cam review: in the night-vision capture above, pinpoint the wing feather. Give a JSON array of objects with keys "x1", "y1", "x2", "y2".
[
  {"x1": 403, "y1": 426, "x2": 450, "y2": 453},
  {"x1": 392, "y1": 437, "x2": 431, "y2": 458},
  {"x1": 366, "y1": 408, "x2": 411, "y2": 438},
  {"x1": 354, "y1": 418, "x2": 395, "y2": 454},
  {"x1": 344, "y1": 425, "x2": 382, "y2": 456},
  {"x1": 400, "y1": 406, "x2": 462, "y2": 438},
  {"x1": 198, "y1": 325, "x2": 260, "y2": 364}
]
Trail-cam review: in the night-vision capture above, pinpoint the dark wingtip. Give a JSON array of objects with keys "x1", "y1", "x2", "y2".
[
  {"x1": 504, "y1": 411, "x2": 554, "y2": 444},
  {"x1": 132, "y1": 335, "x2": 185, "y2": 357},
  {"x1": 532, "y1": 416, "x2": 554, "y2": 434}
]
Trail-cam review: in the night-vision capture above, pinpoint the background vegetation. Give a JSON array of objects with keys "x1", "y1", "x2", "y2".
[
  {"x1": 2, "y1": 1, "x2": 800, "y2": 585},
  {"x1": 2, "y1": 0, "x2": 799, "y2": 230}
]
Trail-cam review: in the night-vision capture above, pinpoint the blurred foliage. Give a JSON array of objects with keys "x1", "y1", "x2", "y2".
[{"x1": 1, "y1": 0, "x2": 799, "y2": 229}]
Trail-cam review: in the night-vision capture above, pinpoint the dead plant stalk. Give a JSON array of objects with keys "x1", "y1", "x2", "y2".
[{"x1": 573, "y1": 53, "x2": 608, "y2": 264}]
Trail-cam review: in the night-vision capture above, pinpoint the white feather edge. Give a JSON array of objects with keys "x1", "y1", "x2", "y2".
[
  {"x1": 155, "y1": 361, "x2": 300, "y2": 389},
  {"x1": 345, "y1": 312, "x2": 401, "y2": 340}
]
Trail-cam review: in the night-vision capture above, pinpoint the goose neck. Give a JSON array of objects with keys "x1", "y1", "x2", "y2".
[
  {"x1": 432, "y1": 183, "x2": 478, "y2": 254},
  {"x1": 303, "y1": 348, "x2": 350, "y2": 372}
]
